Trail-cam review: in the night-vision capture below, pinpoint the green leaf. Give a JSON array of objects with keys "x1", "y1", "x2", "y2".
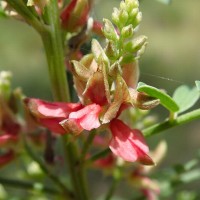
[
  {"x1": 137, "y1": 82, "x2": 179, "y2": 112},
  {"x1": 195, "y1": 80, "x2": 200, "y2": 92},
  {"x1": 155, "y1": 0, "x2": 172, "y2": 4},
  {"x1": 179, "y1": 169, "x2": 200, "y2": 183},
  {"x1": 173, "y1": 85, "x2": 200, "y2": 114}
]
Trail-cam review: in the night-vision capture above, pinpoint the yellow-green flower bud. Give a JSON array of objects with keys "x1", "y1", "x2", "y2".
[
  {"x1": 102, "y1": 19, "x2": 119, "y2": 42},
  {"x1": 132, "y1": 11, "x2": 142, "y2": 28},
  {"x1": 112, "y1": 8, "x2": 120, "y2": 26},
  {"x1": 121, "y1": 24, "x2": 134, "y2": 39},
  {"x1": 119, "y1": 1, "x2": 126, "y2": 10},
  {"x1": 124, "y1": 35, "x2": 147, "y2": 53},
  {"x1": 125, "y1": 0, "x2": 139, "y2": 13},
  {"x1": 118, "y1": 9, "x2": 129, "y2": 27}
]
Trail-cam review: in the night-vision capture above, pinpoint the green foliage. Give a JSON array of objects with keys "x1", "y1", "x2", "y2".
[
  {"x1": 173, "y1": 85, "x2": 200, "y2": 114},
  {"x1": 195, "y1": 81, "x2": 200, "y2": 92},
  {"x1": 137, "y1": 82, "x2": 179, "y2": 112}
]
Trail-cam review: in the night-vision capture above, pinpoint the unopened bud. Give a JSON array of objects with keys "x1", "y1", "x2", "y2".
[
  {"x1": 124, "y1": 35, "x2": 147, "y2": 53},
  {"x1": 129, "y1": 8, "x2": 138, "y2": 20},
  {"x1": 112, "y1": 8, "x2": 120, "y2": 26},
  {"x1": 121, "y1": 24, "x2": 134, "y2": 39},
  {"x1": 125, "y1": 0, "x2": 139, "y2": 13},
  {"x1": 102, "y1": 19, "x2": 119, "y2": 42},
  {"x1": 132, "y1": 11, "x2": 142, "y2": 28},
  {"x1": 136, "y1": 42, "x2": 147, "y2": 58},
  {"x1": 118, "y1": 10, "x2": 128, "y2": 27},
  {"x1": 119, "y1": 1, "x2": 126, "y2": 10}
]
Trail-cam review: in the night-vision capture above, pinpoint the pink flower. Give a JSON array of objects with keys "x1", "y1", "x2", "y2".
[
  {"x1": 109, "y1": 119, "x2": 154, "y2": 165},
  {"x1": 24, "y1": 98, "x2": 101, "y2": 135},
  {"x1": 25, "y1": 99, "x2": 153, "y2": 164}
]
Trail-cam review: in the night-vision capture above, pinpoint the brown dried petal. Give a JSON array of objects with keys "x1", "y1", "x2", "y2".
[
  {"x1": 102, "y1": 75, "x2": 131, "y2": 123},
  {"x1": 71, "y1": 60, "x2": 94, "y2": 81},
  {"x1": 129, "y1": 89, "x2": 160, "y2": 110},
  {"x1": 60, "y1": 119, "x2": 83, "y2": 136}
]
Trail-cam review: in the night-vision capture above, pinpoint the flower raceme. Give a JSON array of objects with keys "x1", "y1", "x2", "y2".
[{"x1": 25, "y1": 98, "x2": 154, "y2": 165}]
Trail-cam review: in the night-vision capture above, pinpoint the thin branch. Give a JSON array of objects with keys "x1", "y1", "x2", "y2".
[
  {"x1": 0, "y1": 177, "x2": 59, "y2": 195},
  {"x1": 143, "y1": 109, "x2": 200, "y2": 137}
]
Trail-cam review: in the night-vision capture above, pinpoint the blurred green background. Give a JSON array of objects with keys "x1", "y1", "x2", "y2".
[{"x1": 0, "y1": 0, "x2": 200, "y2": 198}]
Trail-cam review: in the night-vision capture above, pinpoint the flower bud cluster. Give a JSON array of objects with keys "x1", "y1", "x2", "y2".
[{"x1": 102, "y1": 0, "x2": 147, "y2": 65}]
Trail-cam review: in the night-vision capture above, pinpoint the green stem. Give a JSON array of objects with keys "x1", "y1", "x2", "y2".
[
  {"x1": 143, "y1": 109, "x2": 200, "y2": 137},
  {"x1": 0, "y1": 177, "x2": 59, "y2": 195},
  {"x1": 41, "y1": 1, "x2": 89, "y2": 199},
  {"x1": 41, "y1": 1, "x2": 70, "y2": 102}
]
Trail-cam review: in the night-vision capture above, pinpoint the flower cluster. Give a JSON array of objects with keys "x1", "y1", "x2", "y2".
[{"x1": 24, "y1": 0, "x2": 159, "y2": 165}]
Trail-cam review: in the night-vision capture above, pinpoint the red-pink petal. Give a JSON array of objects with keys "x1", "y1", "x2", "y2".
[
  {"x1": 24, "y1": 98, "x2": 82, "y2": 118},
  {"x1": 60, "y1": 0, "x2": 90, "y2": 31},
  {"x1": 69, "y1": 104, "x2": 101, "y2": 130},
  {"x1": 60, "y1": 0, "x2": 77, "y2": 27},
  {"x1": 109, "y1": 119, "x2": 154, "y2": 165},
  {"x1": 39, "y1": 118, "x2": 66, "y2": 134}
]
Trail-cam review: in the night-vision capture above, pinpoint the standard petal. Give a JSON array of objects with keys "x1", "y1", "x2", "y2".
[
  {"x1": 109, "y1": 119, "x2": 154, "y2": 165},
  {"x1": 69, "y1": 103, "x2": 101, "y2": 131}
]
